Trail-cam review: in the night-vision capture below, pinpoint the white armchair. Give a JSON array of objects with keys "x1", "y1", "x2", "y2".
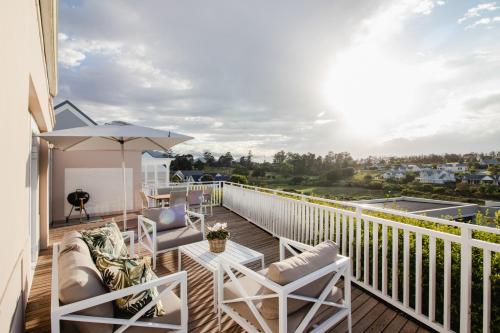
[
  {"x1": 217, "y1": 237, "x2": 352, "y2": 333},
  {"x1": 138, "y1": 207, "x2": 205, "y2": 269}
]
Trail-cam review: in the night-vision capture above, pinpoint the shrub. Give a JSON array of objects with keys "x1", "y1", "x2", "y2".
[
  {"x1": 230, "y1": 174, "x2": 248, "y2": 184},
  {"x1": 290, "y1": 176, "x2": 304, "y2": 185}
]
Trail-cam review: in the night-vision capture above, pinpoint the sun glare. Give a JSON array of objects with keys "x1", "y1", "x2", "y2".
[{"x1": 322, "y1": 44, "x2": 419, "y2": 138}]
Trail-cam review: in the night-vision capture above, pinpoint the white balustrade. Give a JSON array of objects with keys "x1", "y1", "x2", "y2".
[{"x1": 222, "y1": 182, "x2": 500, "y2": 333}]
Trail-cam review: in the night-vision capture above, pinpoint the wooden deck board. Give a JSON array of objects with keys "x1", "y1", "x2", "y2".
[{"x1": 26, "y1": 206, "x2": 430, "y2": 332}]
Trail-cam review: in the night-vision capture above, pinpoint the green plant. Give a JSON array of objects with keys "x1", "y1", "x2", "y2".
[
  {"x1": 230, "y1": 174, "x2": 248, "y2": 184},
  {"x1": 206, "y1": 223, "x2": 230, "y2": 240}
]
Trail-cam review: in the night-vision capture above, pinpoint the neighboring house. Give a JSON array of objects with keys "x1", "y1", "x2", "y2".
[
  {"x1": 51, "y1": 101, "x2": 142, "y2": 222},
  {"x1": 406, "y1": 164, "x2": 421, "y2": 172},
  {"x1": 142, "y1": 150, "x2": 174, "y2": 187},
  {"x1": 1, "y1": 2, "x2": 57, "y2": 332},
  {"x1": 479, "y1": 159, "x2": 500, "y2": 167},
  {"x1": 418, "y1": 169, "x2": 456, "y2": 184},
  {"x1": 462, "y1": 174, "x2": 498, "y2": 185},
  {"x1": 382, "y1": 171, "x2": 406, "y2": 180},
  {"x1": 172, "y1": 170, "x2": 230, "y2": 182},
  {"x1": 437, "y1": 163, "x2": 468, "y2": 173}
]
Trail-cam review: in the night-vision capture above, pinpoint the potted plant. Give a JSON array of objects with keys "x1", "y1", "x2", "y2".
[{"x1": 206, "y1": 223, "x2": 230, "y2": 253}]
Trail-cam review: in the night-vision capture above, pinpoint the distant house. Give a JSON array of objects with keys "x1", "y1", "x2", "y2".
[
  {"x1": 382, "y1": 171, "x2": 406, "y2": 180},
  {"x1": 437, "y1": 162, "x2": 468, "y2": 173},
  {"x1": 406, "y1": 164, "x2": 421, "y2": 172},
  {"x1": 462, "y1": 174, "x2": 498, "y2": 185},
  {"x1": 479, "y1": 159, "x2": 500, "y2": 167},
  {"x1": 418, "y1": 169, "x2": 455, "y2": 184},
  {"x1": 172, "y1": 170, "x2": 230, "y2": 183}
]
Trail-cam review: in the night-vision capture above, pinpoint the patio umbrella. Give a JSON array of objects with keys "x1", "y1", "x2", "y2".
[{"x1": 39, "y1": 121, "x2": 193, "y2": 229}]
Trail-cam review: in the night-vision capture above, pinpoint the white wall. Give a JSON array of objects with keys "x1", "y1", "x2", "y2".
[{"x1": 64, "y1": 168, "x2": 133, "y2": 217}]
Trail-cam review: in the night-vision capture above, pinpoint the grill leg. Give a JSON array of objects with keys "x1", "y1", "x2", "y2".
[{"x1": 66, "y1": 205, "x2": 74, "y2": 223}]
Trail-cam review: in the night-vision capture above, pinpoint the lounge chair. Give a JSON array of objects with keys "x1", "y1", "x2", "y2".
[
  {"x1": 138, "y1": 205, "x2": 205, "y2": 269},
  {"x1": 217, "y1": 237, "x2": 351, "y2": 333}
]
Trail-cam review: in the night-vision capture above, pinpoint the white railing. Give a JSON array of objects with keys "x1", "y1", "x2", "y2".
[
  {"x1": 222, "y1": 182, "x2": 500, "y2": 333},
  {"x1": 143, "y1": 181, "x2": 223, "y2": 207}
]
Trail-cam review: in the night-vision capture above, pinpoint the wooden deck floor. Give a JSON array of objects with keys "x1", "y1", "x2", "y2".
[{"x1": 26, "y1": 207, "x2": 431, "y2": 333}]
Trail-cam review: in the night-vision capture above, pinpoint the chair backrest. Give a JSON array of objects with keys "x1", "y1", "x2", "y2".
[
  {"x1": 157, "y1": 187, "x2": 171, "y2": 195},
  {"x1": 187, "y1": 190, "x2": 203, "y2": 205},
  {"x1": 139, "y1": 191, "x2": 149, "y2": 208},
  {"x1": 170, "y1": 190, "x2": 187, "y2": 206}
]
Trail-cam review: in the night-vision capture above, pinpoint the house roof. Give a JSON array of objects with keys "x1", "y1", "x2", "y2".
[
  {"x1": 143, "y1": 150, "x2": 172, "y2": 158},
  {"x1": 480, "y1": 159, "x2": 500, "y2": 165},
  {"x1": 463, "y1": 174, "x2": 487, "y2": 181},
  {"x1": 54, "y1": 100, "x2": 98, "y2": 125}
]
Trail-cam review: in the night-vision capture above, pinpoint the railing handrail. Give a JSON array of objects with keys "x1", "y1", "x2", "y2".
[{"x1": 221, "y1": 181, "x2": 500, "y2": 235}]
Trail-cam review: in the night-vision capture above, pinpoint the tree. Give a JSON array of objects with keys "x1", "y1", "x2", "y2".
[
  {"x1": 233, "y1": 164, "x2": 249, "y2": 176},
  {"x1": 290, "y1": 176, "x2": 304, "y2": 185},
  {"x1": 171, "y1": 154, "x2": 194, "y2": 171},
  {"x1": 194, "y1": 159, "x2": 205, "y2": 170},
  {"x1": 363, "y1": 174, "x2": 373, "y2": 183},
  {"x1": 252, "y1": 169, "x2": 266, "y2": 177},
  {"x1": 273, "y1": 150, "x2": 286, "y2": 164},
  {"x1": 203, "y1": 151, "x2": 216, "y2": 166},
  {"x1": 218, "y1": 152, "x2": 233, "y2": 167}
]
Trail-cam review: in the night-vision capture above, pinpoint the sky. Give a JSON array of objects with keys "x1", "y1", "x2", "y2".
[{"x1": 57, "y1": 0, "x2": 500, "y2": 160}]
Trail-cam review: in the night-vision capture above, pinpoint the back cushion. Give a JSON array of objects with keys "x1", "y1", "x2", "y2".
[
  {"x1": 259, "y1": 241, "x2": 339, "y2": 319},
  {"x1": 58, "y1": 234, "x2": 114, "y2": 333},
  {"x1": 143, "y1": 205, "x2": 186, "y2": 232}
]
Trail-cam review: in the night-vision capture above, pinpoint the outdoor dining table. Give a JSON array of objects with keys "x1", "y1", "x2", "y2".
[{"x1": 147, "y1": 193, "x2": 170, "y2": 207}]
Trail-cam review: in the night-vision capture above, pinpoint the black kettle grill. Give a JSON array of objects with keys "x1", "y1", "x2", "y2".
[{"x1": 66, "y1": 189, "x2": 90, "y2": 223}]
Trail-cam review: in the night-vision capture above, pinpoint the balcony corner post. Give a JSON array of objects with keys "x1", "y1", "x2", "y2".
[{"x1": 460, "y1": 226, "x2": 472, "y2": 333}]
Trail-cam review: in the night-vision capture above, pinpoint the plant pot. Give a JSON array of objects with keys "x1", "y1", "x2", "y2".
[{"x1": 208, "y1": 239, "x2": 226, "y2": 253}]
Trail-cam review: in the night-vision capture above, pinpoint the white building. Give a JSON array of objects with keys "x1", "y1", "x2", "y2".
[
  {"x1": 437, "y1": 162, "x2": 468, "y2": 173},
  {"x1": 418, "y1": 169, "x2": 456, "y2": 184},
  {"x1": 382, "y1": 170, "x2": 406, "y2": 180}
]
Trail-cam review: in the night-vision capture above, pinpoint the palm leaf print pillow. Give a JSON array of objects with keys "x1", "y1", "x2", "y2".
[
  {"x1": 94, "y1": 251, "x2": 166, "y2": 318},
  {"x1": 81, "y1": 222, "x2": 128, "y2": 258}
]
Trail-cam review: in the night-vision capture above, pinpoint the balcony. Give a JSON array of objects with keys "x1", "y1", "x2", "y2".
[{"x1": 26, "y1": 182, "x2": 499, "y2": 332}]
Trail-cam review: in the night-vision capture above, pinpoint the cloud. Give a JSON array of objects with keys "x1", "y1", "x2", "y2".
[
  {"x1": 56, "y1": 0, "x2": 500, "y2": 159},
  {"x1": 458, "y1": 2, "x2": 499, "y2": 24}
]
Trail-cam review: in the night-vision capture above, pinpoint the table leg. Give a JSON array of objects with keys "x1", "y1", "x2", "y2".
[
  {"x1": 178, "y1": 250, "x2": 182, "y2": 272},
  {"x1": 213, "y1": 271, "x2": 218, "y2": 313},
  {"x1": 261, "y1": 257, "x2": 265, "y2": 270}
]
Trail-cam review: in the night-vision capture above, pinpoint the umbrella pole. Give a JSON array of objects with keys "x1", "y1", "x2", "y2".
[{"x1": 121, "y1": 141, "x2": 127, "y2": 230}]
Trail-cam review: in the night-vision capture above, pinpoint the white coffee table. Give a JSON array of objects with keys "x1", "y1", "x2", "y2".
[{"x1": 178, "y1": 240, "x2": 264, "y2": 312}]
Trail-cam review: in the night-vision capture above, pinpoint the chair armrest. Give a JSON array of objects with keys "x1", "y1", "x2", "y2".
[
  {"x1": 56, "y1": 270, "x2": 187, "y2": 317},
  {"x1": 138, "y1": 215, "x2": 157, "y2": 235},
  {"x1": 279, "y1": 237, "x2": 314, "y2": 260},
  {"x1": 185, "y1": 210, "x2": 205, "y2": 237},
  {"x1": 121, "y1": 230, "x2": 135, "y2": 256}
]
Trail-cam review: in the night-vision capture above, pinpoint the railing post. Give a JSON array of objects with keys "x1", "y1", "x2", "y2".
[
  {"x1": 460, "y1": 226, "x2": 472, "y2": 333},
  {"x1": 355, "y1": 206, "x2": 362, "y2": 280}
]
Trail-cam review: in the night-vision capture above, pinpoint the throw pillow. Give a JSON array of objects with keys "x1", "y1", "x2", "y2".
[
  {"x1": 81, "y1": 222, "x2": 128, "y2": 258},
  {"x1": 94, "y1": 251, "x2": 166, "y2": 318}
]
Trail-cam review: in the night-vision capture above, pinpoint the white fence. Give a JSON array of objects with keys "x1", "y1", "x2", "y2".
[{"x1": 222, "y1": 182, "x2": 500, "y2": 333}]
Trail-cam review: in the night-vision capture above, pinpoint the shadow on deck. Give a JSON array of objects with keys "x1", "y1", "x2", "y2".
[{"x1": 26, "y1": 207, "x2": 431, "y2": 332}]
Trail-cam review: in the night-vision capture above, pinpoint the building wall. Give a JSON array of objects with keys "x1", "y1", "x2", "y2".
[
  {"x1": 0, "y1": 1, "x2": 56, "y2": 332},
  {"x1": 51, "y1": 151, "x2": 142, "y2": 221}
]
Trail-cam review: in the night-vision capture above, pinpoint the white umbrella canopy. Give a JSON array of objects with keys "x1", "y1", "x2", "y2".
[{"x1": 39, "y1": 121, "x2": 193, "y2": 229}]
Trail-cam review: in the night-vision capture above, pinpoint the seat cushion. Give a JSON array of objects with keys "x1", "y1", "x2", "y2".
[
  {"x1": 119, "y1": 285, "x2": 182, "y2": 333},
  {"x1": 156, "y1": 227, "x2": 203, "y2": 250},
  {"x1": 58, "y1": 233, "x2": 114, "y2": 333},
  {"x1": 81, "y1": 222, "x2": 128, "y2": 258},
  {"x1": 143, "y1": 205, "x2": 186, "y2": 232},
  {"x1": 260, "y1": 240, "x2": 339, "y2": 319},
  {"x1": 94, "y1": 252, "x2": 166, "y2": 318},
  {"x1": 223, "y1": 273, "x2": 343, "y2": 333}
]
